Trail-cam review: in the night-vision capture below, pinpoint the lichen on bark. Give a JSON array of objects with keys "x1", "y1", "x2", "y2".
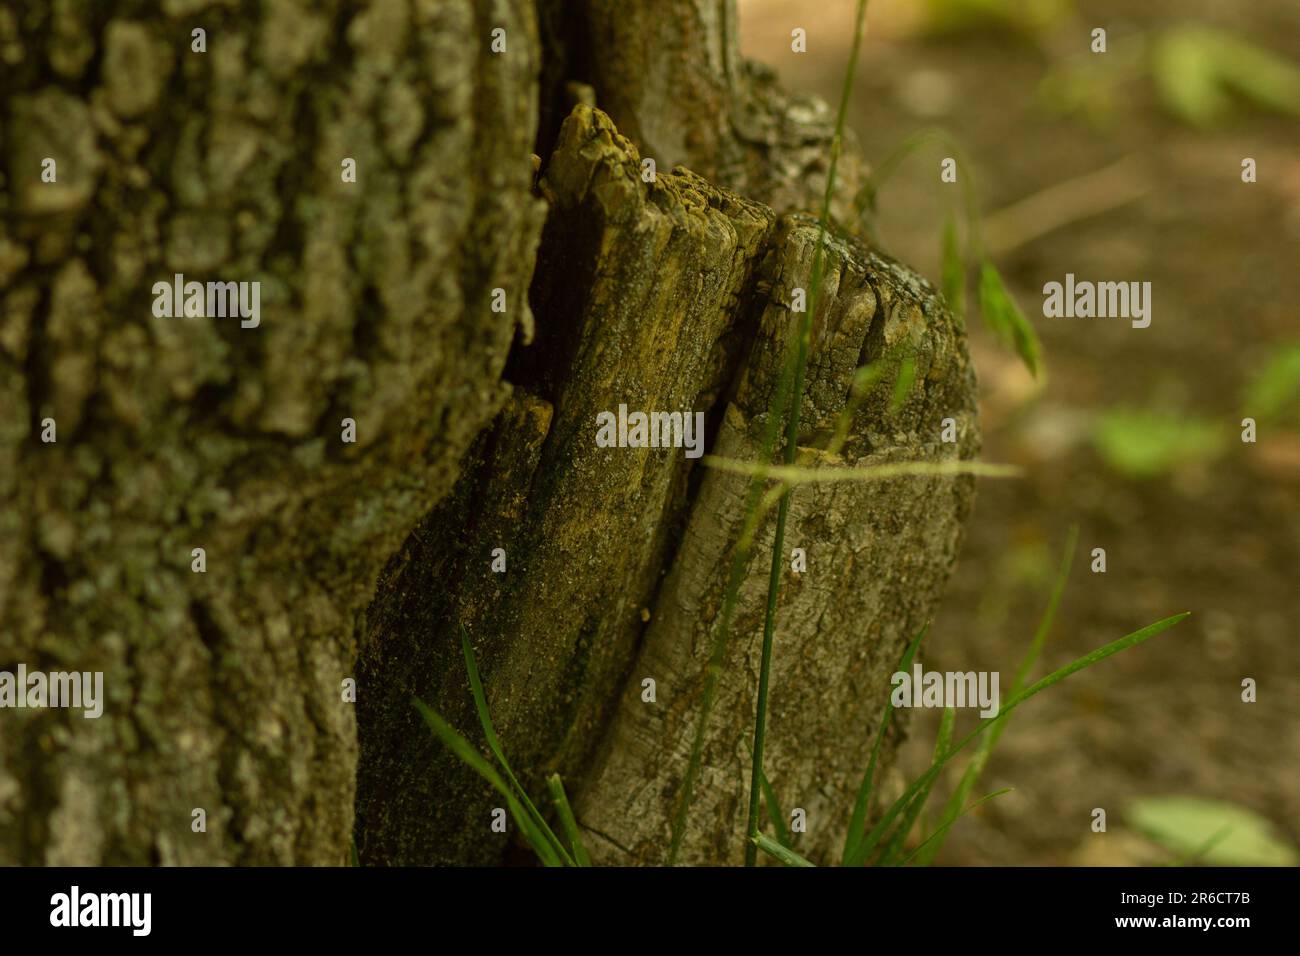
[{"x1": 0, "y1": 0, "x2": 542, "y2": 864}]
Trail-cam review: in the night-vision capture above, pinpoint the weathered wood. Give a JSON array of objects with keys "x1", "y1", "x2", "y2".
[
  {"x1": 355, "y1": 104, "x2": 979, "y2": 865},
  {"x1": 574, "y1": 218, "x2": 980, "y2": 865},
  {"x1": 355, "y1": 105, "x2": 776, "y2": 864}
]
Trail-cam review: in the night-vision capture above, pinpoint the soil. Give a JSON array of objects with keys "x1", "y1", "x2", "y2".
[{"x1": 739, "y1": 0, "x2": 1300, "y2": 864}]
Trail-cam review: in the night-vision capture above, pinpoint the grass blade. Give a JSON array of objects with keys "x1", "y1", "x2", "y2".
[
  {"x1": 978, "y1": 261, "x2": 1042, "y2": 378},
  {"x1": 890, "y1": 351, "x2": 918, "y2": 412},
  {"x1": 546, "y1": 773, "x2": 591, "y2": 867},
  {"x1": 742, "y1": 0, "x2": 873, "y2": 867},
  {"x1": 877, "y1": 706, "x2": 955, "y2": 866},
  {"x1": 845, "y1": 611, "x2": 1191, "y2": 866},
  {"x1": 827, "y1": 340, "x2": 911, "y2": 454},
  {"x1": 842, "y1": 622, "x2": 928, "y2": 865},
  {"x1": 753, "y1": 832, "x2": 816, "y2": 867},
  {"x1": 760, "y1": 770, "x2": 791, "y2": 848},
  {"x1": 458, "y1": 626, "x2": 574, "y2": 865},
  {"x1": 941, "y1": 212, "x2": 966, "y2": 319},
  {"x1": 897, "y1": 788, "x2": 1013, "y2": 867},
  {"x1": 912, "y1": 524, "x2": 1077, "y2": 865},
  {"x1": 853, "y1": 129, "x2": 981, "y2": 245},
  {"x1": 703, "y1": 458, "x2": 1022, "y2": 484},
  {"x1": 744, "y1": 483, "x2": 794, "y2": 866},
  {"x1": 669, "y1": 308, "x2": 804, "y2": 865},
  {"x1": 412, "y1": 697, "x2": 563, "y2": 867}
]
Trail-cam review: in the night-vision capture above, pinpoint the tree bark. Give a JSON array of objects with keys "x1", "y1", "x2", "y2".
[
  {"x1": 0, "y1": 0, "x2": 542, "y2": 864},
  {"x1": 1, "y1": 0, "x2": 978, "y2": 867}
]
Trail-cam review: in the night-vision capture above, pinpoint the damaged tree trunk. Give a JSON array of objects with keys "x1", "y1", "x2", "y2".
[
  {"x1": 2, "y1": 0, "x2": 978, "y2": 867},
  {"x1": 357, "y1": 99, "x2": 978, "y2": 865}
]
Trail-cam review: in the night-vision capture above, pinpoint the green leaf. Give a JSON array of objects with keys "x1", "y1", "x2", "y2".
[
  {"x1": 1243, "y1": 342, "x2": 1300, "y2": 424},
  {"x1": 412, "y1": 698, "x2": 564, "y2": 867},
  {"x1": 941, "y1": 213, "x2": 965, "y2": 319},
  {"x1": 845, "y1": 612, "x2": 1191, "y2": 867},
  {"x1": 878, "y1": 706, "x2": 955, "y2": 865},
  {"x1": 1152, "y1": 25, "x2": 1300, "y2": 128},
  {"x1": 753, "y1": 832, "x2": 816, "y2": 867},
  {"x1": 843, "y1": 623, "x2": 928, "y2": 865},
  {"x1": 458, "y1": 626, "x2": 574, "y2": 865},
  {"x1": 913, "y1": 525, "x2": 1077, "y2": 866},
  {"x1": 546, "y1": 773, "x2": 592, "y2": 866},
  {"x1": 1151, "y1": 27, "x2": 1231, "y2": 128},
  {"x1": 979, "y1": 261, "x2": 1042, "y2": 378},
  {"x1": 1128, "y1": 796, "x2": 1299, "y2": 867},
  {"x1": 760, "y1": 770, "x2": 791, "y2": 848},
  {"x1": 1092, "y1": 407, "x2": 1226, "y2": 479}
]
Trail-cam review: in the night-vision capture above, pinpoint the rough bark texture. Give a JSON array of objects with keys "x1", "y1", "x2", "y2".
[
  {"x1": 2, "y1": 0, "x2": 979, "y2": 868},
  {"x1": 0, "y1": 0, "x2": 542, "y2": 864}
]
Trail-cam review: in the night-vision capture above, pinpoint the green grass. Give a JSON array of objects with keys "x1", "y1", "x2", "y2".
[
  {"x1": 421, "y1": 536, "x2": 1190, "y2": 870},
  {"x1": 747, "y1": 577, "x2": 1189, "y2": 868},
  {"x1": 910, "y1": 524, "x2": 1078, "y2": 865},
  {"x1": 1092, "y1": 406, "x2": 1226, "y2": 478},
  {"x1": 843, "y1": 609, "x2": 1190, "y2": 867},
  {"x1": 734, "y1": 519, "x2": 1192, "y2": 870},
  {"x1": 853, "y1": 126, "x2": 1043, "y2": 379},
  {"x1": 677, "y1": 0, "x2": 1041, "y2": 868},
  {"x1": 413, "y1": 626, "x2": 589, "y2": 867},
  {"x1": 739, "y1": 0, "x2": 875, "y2": 868},
  {"x1": 1243, "y1": 342, "x2": 1300, "y2": 426},
  {"x1": 843, "y1": 622, "x2": 928, "y2": 865}
]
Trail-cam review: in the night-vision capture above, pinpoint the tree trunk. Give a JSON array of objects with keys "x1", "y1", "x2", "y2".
[
  {"x1": 0, "y1": 0, "x2": 542, "y2": 864},
  {"x1": 1, "y1": 0, "x2": 978, "y2": 867}
]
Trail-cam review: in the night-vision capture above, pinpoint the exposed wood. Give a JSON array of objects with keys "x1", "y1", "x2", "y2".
[{"x1": 356, "y1": 105, "x2": 979, "y2": 865}]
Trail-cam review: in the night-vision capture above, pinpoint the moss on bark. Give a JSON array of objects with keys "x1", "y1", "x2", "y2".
[{"x1": 0, "y1": 0, "x2": 542, "y2": 864}]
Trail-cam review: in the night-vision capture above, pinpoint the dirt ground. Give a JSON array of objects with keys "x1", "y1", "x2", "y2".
[{"x1": 740, "y1": 0, "x2": 1299, "y2": 864}]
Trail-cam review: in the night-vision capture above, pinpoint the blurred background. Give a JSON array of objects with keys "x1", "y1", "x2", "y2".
[{"x1": 741, "y1": 0, "x2": 1299, "y2": 865}]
